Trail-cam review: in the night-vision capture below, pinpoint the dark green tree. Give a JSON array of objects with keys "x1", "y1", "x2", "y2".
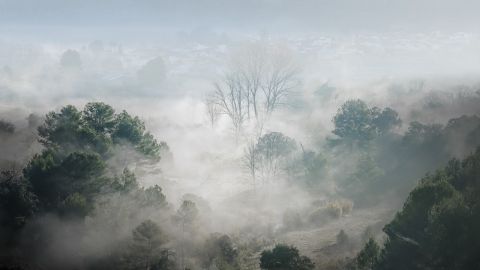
[
  {"x1": 38, "y1": 103, "x2": 166, "y2": 158},
  {"x1": 343, "y1": 155, "x2": 384, "y2": 203},
  {"x1": 332, "y1": 100, "x2": 401, "y2": 146},
  {"x1": 260, "y1": 244, "x2": 314, "y2": 270},
  {"x1": 83, "y1": 102, "x2": 116, "y2": 133},
  {"x1": 372, "y1": 107, "x2": 401, "y2": 135},
  {"x1": 112, "y1": 168, "x2": 139, "y2": 193},
  {"x1": 112, "y1": 111, "x2": 146, "y2": 145},
  {"x1": 122, "y1": 220, "x2": 174, "y2": 270},
  {"x1": 372, "y1": 148, "x2": 480, "y2": 270},
  {"x1": 355, "y1": 238, "x2": 379, "y2": 270},
  {"x1": 176, "y1": 200, "x2": 198, "y2": 270},
  {"x1": 0, "y1": 170, "x2": 38, "y2": 242},
  {"x1": 24, "y1": 151, "x2": 106, "y2": 216},
  {"x1": 58, "y1": 192, "x2": 90, "y2": 218},
  {"x1": 202, "y1": 234, "x2": 239, "y2": 270},
  {"x1": 141, "y1": 185, "x2": 167, "y2": 208},
  {"x1": 112, "y1": 110, "x2": 162, "y2": 159},
  {"x1": 38, "y1": 105, "x2": 102, "y2": 152},
  {"x1": 403, "y1": 121, "x2": 443, "y2": 147},
  {"x1": 333, "y1": 100, "x2": 377, "y2": 143},
  {"x1": 177, "y1": 200, "x2": 198, "y2": 225},
  {"x1": 25, "y1": 103, "x2": 169, "y2": 217},
  {"x1": 302, "y1": 150, "x2": 326, "y2": 179},
  {"x1": 0, "y1": 103, "x2": 171, "y2": 269}
]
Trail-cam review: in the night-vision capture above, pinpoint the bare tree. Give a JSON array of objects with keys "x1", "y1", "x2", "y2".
[
  {"x1": 207, "y1": 43, "x2": 299, "y2": 132},
  {"x1": 262, "y1": 55, "x2": 299, "y2": 114},
  {"x1": 233, "y1": 45, "x2": 266, "y2": 120},
  {"x1": 176, "y1": 200, "x2": 198, "y2": 270},
  {"x1": 205, "y1": 95, "x2": 220, "y2": 128},
  {"x1": 243, "y1": 140, "x2": 258, "y2": 192},
  {"x1": 212, "y1": 73, "x2": 247, "y2": 132}
]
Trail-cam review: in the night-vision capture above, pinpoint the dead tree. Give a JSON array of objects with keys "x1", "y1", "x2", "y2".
[
  {"x1": 205, "y1": 95, "x2": 220, "y2": 128},
  {"x1": 243, "y1": 140, "x2": 258, "y2": 192},
  {"x1": 262, "y1": 57, "x2": 299, "y2": 114},
  {"x1": 212, "y1": 73, "x2": 247, "y2": 132},
  {"x1": 208, "y1": 43, "x2": 299, "y2": 132}
]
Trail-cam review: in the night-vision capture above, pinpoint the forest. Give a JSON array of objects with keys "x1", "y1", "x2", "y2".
[
  {"x1": 2, "y1": 1, "x2": 480, "y2": 269},
  {"x1": 2, "y1": 89, "x2": 480, "y2": 269}
]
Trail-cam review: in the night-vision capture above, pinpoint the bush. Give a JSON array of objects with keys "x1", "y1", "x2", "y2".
[{"x1": 308, "y1": 199, "x2": 354, "y2": 226}]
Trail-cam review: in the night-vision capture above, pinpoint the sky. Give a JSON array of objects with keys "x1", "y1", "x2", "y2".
[{"x1": 1, "y1": 0, "x2": 480, "y2": 37}]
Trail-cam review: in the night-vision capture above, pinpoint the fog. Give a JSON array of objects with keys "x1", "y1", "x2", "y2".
[
  {"x1": 2, "y1": 0, "x2": 480, "y2": 33},
  {"x1": 1, "y1": 1, "x2": 480, "y2": 270}
]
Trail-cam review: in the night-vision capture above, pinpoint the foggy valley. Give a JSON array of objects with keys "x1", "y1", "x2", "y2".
[{"x1": 1, "y1": 1, "x2": 480, "y2": 270}]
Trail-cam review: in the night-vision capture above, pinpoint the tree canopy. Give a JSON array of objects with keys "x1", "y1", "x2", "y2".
[
  {"x1": 38, "y1": 102, "x2": 166, "y2": 159},
  {"x1": 22, "y1": 102, "x2": 169, "y2": 217},
  {"x1": 353, "y1": 147, "x2": 480, "y2": 270},
  {"x1": 253, "y1": 132, "x2": 297, "y2": 180},
  {"x1": 260, "y1": 244, "x2": 314, "y2": 270},
  {"x1": 121, "y1": 220, "x2": 175, "y2": 270},
  {"x1": 332, "y1": 99, "x2": 401, "y2": 145}
]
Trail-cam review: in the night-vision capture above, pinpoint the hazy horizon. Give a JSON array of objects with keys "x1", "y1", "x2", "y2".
[{"x1": 1, "y1": 1, "x2": 480, "y2": 270}]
